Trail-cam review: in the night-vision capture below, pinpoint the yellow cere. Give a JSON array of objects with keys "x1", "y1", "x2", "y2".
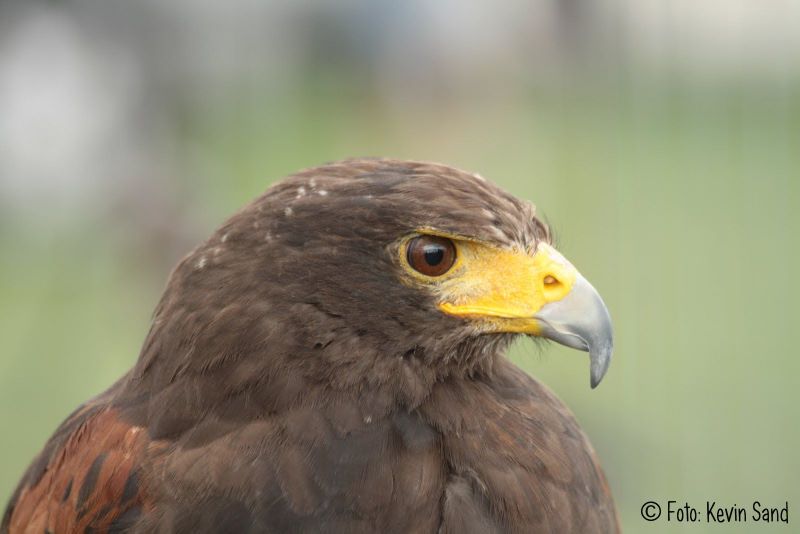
[{"x1": 423, "y1": 239, "x2": 578, "y2": 334}]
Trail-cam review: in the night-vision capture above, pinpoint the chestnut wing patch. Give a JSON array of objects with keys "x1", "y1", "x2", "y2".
[{"x1": 3, "y1": 407, "x2": 150, "y2": 533}]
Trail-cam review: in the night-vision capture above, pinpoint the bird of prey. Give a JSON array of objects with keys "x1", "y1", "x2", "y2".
[{"x1": 3, "y1": 159, "x2": 618, "y2": 533}]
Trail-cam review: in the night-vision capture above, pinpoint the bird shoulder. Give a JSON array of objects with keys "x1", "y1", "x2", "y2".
[{"x1": 2, "y1": 403, "x2": 152, "y2": 534}]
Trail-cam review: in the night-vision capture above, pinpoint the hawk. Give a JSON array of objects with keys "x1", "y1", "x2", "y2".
[{"x1": 3, "y1": 159, "x2": 618, "y2": 533}]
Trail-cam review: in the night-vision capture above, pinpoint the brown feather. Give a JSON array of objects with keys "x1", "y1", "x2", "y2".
[{"x1": 5, "y1": 404, "x2": 152, "y2": 533}]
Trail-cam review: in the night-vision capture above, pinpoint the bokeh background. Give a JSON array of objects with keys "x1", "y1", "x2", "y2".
[{"x1": 1, "y1": 1, "x2": 798, "y2": 531}]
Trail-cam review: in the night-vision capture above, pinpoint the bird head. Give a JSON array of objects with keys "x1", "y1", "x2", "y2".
[{"x1": 136, "y1": 159, "x2": 612, "y2": 403}]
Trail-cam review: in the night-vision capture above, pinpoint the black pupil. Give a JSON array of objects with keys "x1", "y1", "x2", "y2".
[{"x1": 423, "y1": 244, "x2": 445, "y2": 266}]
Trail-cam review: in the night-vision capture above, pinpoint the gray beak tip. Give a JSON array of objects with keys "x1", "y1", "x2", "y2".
[
  {"x1": 589, "y1": 343, "x2": 613, "y2": 389},
  {"x1": 590, "y1": 373, "x2": 601, "y2": 389}
]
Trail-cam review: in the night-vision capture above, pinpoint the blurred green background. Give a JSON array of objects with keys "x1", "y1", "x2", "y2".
[{"x1": 1, "y1": 1, "x2": 798, "y2": 532}]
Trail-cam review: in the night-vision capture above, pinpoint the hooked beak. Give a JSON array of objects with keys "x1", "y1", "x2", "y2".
[
  {"x1": 437, "y1": 241, "x2": 614, "y2": 388},
  {"x1": 533, "y1": 273, "x2": 613, "y2": 388}
]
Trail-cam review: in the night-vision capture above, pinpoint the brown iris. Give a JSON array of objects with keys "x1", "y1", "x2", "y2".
[{"x1": 406, "y1": 235, "x2": 456, "y2": 277}]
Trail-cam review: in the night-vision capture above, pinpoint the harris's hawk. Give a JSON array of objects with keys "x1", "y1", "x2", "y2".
[{"x1": 2, "y1": 159, "x2": 618, "y2": 533}]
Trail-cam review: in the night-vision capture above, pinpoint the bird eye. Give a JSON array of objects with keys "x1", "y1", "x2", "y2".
[{"x1": 406, "y1": 235, "x2": 456, "y2": 277}]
